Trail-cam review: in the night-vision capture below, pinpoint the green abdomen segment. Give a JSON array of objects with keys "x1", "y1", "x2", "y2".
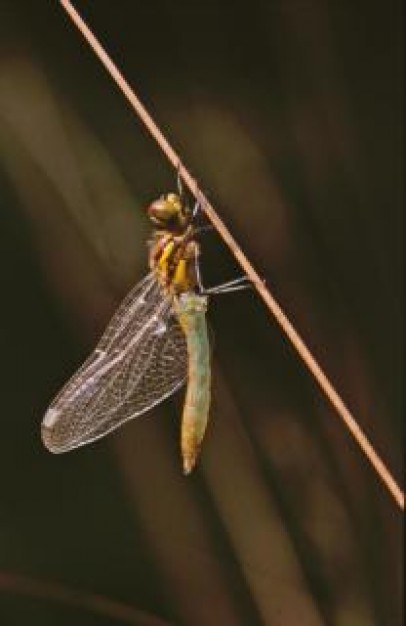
[{"x1": 174, "y1": 293, "x2": 210, "y2": 474}]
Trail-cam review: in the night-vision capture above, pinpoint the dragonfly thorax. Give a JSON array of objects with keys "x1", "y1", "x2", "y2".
[
  {"x1": 147, "y1": 193, "x2": 199, "y2": 295},
  {"x1": 149, "y1": 230, "x2": 199, "y2": 295}
]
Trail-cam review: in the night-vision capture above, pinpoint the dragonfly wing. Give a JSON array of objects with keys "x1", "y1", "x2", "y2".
[{"x1": 42, "y1": 274, "x2": 188, "y2": 452}]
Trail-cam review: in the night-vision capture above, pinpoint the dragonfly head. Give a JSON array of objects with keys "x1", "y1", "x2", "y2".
[{"x1": 147, "y1": 193, "x2": 190, "y2": 231}]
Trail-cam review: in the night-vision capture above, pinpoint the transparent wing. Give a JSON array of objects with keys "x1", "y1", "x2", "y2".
[{"x1": 42, "y1": 272, "x2": 188, "y2": 452}]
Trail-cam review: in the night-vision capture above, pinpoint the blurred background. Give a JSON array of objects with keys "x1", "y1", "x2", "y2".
[{"x1": 0, "y1": 1, "x2": 403, "y2": 625}]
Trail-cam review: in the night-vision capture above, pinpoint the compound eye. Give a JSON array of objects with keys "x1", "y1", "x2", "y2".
[
  {"x1": 165, "y1": 193, "x2": 182, "y2": 213},
  {"x1": 147, "y1": 193, "x2": 185, "y2": 226}
]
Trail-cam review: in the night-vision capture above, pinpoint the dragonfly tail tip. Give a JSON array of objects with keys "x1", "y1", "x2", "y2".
[{"x1": 182, "y1": 458, "x2": 195, "y2": 475}]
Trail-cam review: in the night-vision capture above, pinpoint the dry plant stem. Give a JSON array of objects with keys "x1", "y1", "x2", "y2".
[{"x1": 59, "y1": 0, "x2": 404, "y2": 510}]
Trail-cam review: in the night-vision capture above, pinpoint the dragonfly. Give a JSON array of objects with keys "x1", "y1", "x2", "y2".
[{"x1": 42, "y1": 190, "x2": 246, "y2": 473}]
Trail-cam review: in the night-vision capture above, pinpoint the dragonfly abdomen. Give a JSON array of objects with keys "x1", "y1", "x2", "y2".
[{"x1": 174, "y1": 293, "x2": 211, "y2": 474}]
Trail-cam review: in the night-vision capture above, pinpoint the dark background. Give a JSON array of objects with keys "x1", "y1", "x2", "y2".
[{"x1": 0, "y1": 1, "x2": 403, "y2": 625}]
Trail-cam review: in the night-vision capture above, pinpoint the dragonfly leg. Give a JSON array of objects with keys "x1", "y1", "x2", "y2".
[
  {"x1": 209, "y1": 282, "x2": 252, "y2": 294},
  {"x1": 176, "y1": 161, "x2": 184, "y2": 198},
  {"x1": 191, "y1": 189, "x2": 216, "y2": 231},
  {"x1": 176, "y1": 164, "x2": 205, "y2": 222},
  {"x1": 194, "y1": 244, "x2": 204, "y2": 292},
  {"x1": 192, "y1": 196, "x2": 202, "y2": 219},
  {"x1": 200, "y1": 275, "x2": 256, "y2": 295},
  {"x1": 196, "y1": 266, "x2": 253, "y2": 295}
]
